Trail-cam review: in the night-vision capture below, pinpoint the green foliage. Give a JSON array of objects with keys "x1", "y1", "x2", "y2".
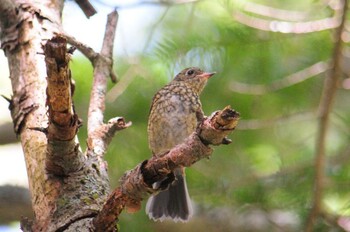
[{"x1": 70, "y1": 0, "x2": 350, "y2": 230}]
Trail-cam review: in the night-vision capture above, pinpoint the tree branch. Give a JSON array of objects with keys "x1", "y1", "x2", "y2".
[
  {"x1": 74, "y1": 0, "x2": 97, "y2": 18},
  {"x1": 305, "y1": 0, "x2": 348, "y2": 231},
  {"x1": 233, "y1": 10, "x2": 341, "y2": 34},
  {"x1": 44, "y1": 36, "x2": 80, "y2": 141},
  {"x1": 93, "y1": 106, "x2": 240, "y2": 231},
  {"x1": 62, "y1": 33, "x2": 99, "y2": 63},
  {"x1": 239, "y1": 1, "x2": 310, "y2": 21},
  {"x1": 87, "y1": 10, "x2": 118, "y2": 133},
  {"x1": 43, "y1": 36, "x2": 85, "y2": 176},
  {"x1": 87, "y1": 10, "x2": 129, "y2": 157},
  {"x1": 60, "y1": 12, "x2": 118, "y2": 83}
]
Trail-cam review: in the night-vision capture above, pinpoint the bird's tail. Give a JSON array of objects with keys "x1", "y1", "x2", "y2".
[{"x1": 146, "y1": 173, "x2": 193, "y2": 222}]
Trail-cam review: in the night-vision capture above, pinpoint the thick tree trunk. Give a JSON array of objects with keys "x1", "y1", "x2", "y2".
[
  {"x1": 0, "y1": 1, "x2": 110, "y2": 231},
  {"x1": 1, "y1": 1, "x2": 63, "y2": 230}
]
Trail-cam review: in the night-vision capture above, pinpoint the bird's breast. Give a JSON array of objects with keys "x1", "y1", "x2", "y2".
[{"x1": 148, "y1": 91, "x2": 200, "y2": 155}]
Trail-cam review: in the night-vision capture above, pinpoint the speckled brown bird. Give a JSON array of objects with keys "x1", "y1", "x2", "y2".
[{"x1": 146, "y1": 67, "x2": 215, "y2": 222}]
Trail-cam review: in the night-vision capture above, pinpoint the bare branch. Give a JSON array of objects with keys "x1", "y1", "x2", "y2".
[
  {"x1": 230, "y1": 61, "x2": 330, "y2": 95},
  {"x1": 87, "y1": 10, "x2": 118, "y2": 135},
  {"x1": 100, "y1": 10, "x2": 118, "y2": 59},
  {"x1": 305, "y1": 0, "x2": 348, "y2": 231},
  {"x1": 93, "y1": 106, "x2": 240, "y2": 231},
  {"x1": 233, "y1": 10, "x2": 341, "y2": 34},
  {"x1": 87, "y1": 117, "x2": 132, "y2": 155},
  {"x1": 240, "y1": 1, "x2": 311, "y2": 21},
  {"x1": 62, "y1": 33, "x2": 99, "y2": 63},
  {"x1": 45, "y1": 36, "x2": 79, "y2": 140},
  {"x1": 74, "y1": 0, "x2": 97, "y2": 18},
  {"x1": 87, "y1": 10, "x2": 129, "y2": 157},
  {"x1": 44, "y1": 36, "x2": 84, "y2": 175}
]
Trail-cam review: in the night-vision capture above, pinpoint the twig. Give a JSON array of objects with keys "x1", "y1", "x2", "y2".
[
  {"x1": 230, "y1": 61, "x2": 330, "y2": 95},
  {"x1": 87, "y1": 10, "x2": 128, "y2": 156},
  {"x1": 87, "y1": 10, "x2": 118, "y2": 134},
  {"x1": 60, "y1": 15, "x2": 118, "y2": 81},
  {"x1": 93, "y1": 106, "x2": 240, "y2": 231},
  {"x1": 305, "y1": 0, "x2": 348, "y2": 231},
  {"x1": 74, "y1": 0, "x2": 97, "y2": 18},
  {"x1": 62, "y1": 33, "x2": 99, "y2": 63}
]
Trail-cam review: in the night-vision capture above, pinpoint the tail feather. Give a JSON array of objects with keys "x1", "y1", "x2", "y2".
[{"x1": 146, "y1": 174, "x2": 193, "y2": 222}]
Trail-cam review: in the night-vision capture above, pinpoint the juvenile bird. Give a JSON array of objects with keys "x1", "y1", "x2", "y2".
[{"x1": 146, "y1": 67, "x2": 215, "y2": 222}]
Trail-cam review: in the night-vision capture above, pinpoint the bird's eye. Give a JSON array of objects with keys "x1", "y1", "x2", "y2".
[{"x1": 186, "y1": 69, "x2": 195, "y2": 76}]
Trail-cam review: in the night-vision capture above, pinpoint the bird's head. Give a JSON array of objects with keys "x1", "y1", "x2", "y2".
[{"x1": 173, "y1": 67, "x2": 215, "y2": 94}]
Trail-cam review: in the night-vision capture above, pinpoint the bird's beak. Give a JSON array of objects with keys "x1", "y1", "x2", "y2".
[{"x1": 198, "y1": 72, "x2": 216, "y2": 79}]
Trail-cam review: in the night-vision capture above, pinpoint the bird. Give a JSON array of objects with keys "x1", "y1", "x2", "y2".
[{"x1": 146, "y1": 67, "x2": 215, "y2": 222}]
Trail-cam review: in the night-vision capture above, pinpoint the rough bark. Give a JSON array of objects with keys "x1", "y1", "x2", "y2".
[
  {"x1": 1, "y1": 1, "x2": 63, "y2": 231},
  {"x1": 0, "y1": 1, "x2": 122, "y2": 231},
  {"x1": 0, "y1": 1, "x2": 240, "y2": 232}
]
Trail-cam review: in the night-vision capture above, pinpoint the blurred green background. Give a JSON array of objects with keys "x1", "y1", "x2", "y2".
[{"x1": 2, "y1": 0, "x2": 350, "y2": 231}]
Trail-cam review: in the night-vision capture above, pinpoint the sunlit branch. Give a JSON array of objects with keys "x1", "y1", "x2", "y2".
[
  {"x1": 240, "y1": 1, "x2": 310, "y2": 21},
  {"x1": 233, "y1": 10, "x2": 340, "y2": 34},
  {"x1": 86, "y1": 11, "x2": 131, "y2": 158},
  {"x1": 230, "y1": 61, "x2": 330, "y2": 95}
]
